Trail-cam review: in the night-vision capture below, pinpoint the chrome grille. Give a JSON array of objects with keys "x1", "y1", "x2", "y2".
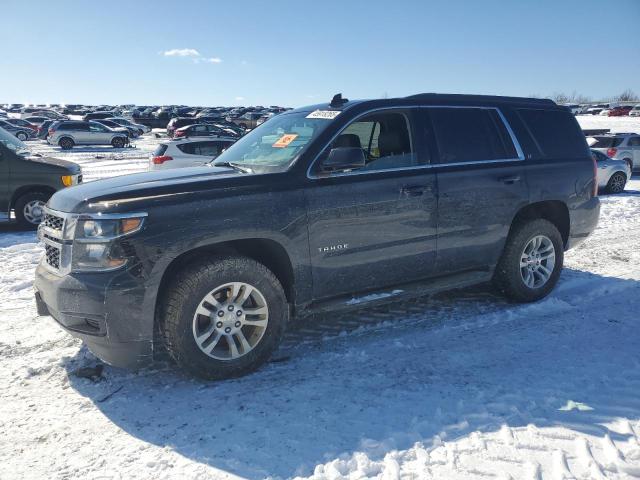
[
  {"x1": 44, "y1": 244, "x2": 61, "y2": 270},
  {"x1": 43, "y1": 213, "x2": 64, "y2": 231}
]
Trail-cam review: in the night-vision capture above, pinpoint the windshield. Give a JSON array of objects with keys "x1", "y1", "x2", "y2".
[
  {"x1": 0, "y1": 126, "x2": 30, "y2": 155},
  {"x1": 213, "y1": 111, "x2": 336, "y2": 173}
]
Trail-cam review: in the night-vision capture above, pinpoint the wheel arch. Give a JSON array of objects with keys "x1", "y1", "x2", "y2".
[
  {"x1": 10, "y1": 185, "x2": 56, "y2": 210},
  {"x1": 509, "y1": 200, "x2": 570, "y2": 248},
  {"x1": 155, "y1": 237, "x2": 296, "y2": 313}
]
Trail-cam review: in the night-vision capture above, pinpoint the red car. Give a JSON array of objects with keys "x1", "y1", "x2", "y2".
[{"x1": 608, "y1": 106, "x2": 633, "y2": 116}]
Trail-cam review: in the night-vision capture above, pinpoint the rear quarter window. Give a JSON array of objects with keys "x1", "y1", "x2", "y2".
[
  {"x1": 517, "y1": 108, "x2": 588, "y2": 158},
  {"x1": 153, "y1": 144, "x2": 168, "y2": 156},
  {"x1": 590, "y1": 137, "x2": 623, "y2": 148}
]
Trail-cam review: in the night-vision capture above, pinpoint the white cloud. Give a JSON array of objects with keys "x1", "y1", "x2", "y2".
[
  {"x1": 196, "y1": 57, "x2": 222, "y2": 64},
  {"x1": 162, "y1": 48, "x2": 201, "y2": 57},
  {"x1": 235, "y1": 96, "x2": 245, "y2": 101}
]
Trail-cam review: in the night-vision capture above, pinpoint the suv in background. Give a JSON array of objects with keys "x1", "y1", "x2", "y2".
[
  {"x1": 0, "y1": 126, "x2": 81, "y2": 228},
  {"x1": 173, "y1": 123, "x2": 239, "y2": 139},
  {"x1": 34, "y1": 93, "x2": 599, "y2": 380},
  {"x1": 166, "y1": 117, "x2": 197, "y2": 137},
  {"x1": 150, "y1": 137, "x2": 236, "y2": 170},
  {"x1": 229, "y1": 112, "x2": 263, "y2": 129},
  {"x1": 589, "y1": 133, "x2": 640, "y2": 171},
  {"x1": 82, "y1": 111, "x2": 116, "y2": 122},
  {"x1": 47, "y1": 120, "x2": 129, "y2": 150}
]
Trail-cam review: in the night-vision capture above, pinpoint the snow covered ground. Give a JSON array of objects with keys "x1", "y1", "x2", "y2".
[{"x1": 1, "y1": 118, "x2": 640, "y2": 479}]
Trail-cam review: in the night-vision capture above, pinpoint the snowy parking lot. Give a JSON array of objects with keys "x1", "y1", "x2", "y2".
[{"x1": 1, "y1": 117, "x2": 640, "y2": 479}]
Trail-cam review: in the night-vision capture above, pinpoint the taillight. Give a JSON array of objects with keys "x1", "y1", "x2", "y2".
[
  {"x1": 152, "y1": 155, "x2": 173, "y2": 164},
  {"x1": 174, "y1": 130, "x2": 185, "y2": 137},
  {"x1": 607, "y1": 147, "x2": 617, "y2": 158}
]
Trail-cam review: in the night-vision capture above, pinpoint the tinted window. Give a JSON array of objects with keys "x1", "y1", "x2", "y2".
[
  {"x1": 629, "y1": 137, "x2": 640, "y2": 147},
  {"x1": 517, "y1": 108, "x2": 588, "y2": 158},
  {"x1": 429, "y1": 108, "x2": 517, "y2": 163},
  {"x1": 589, "y1": 137, "x2": 623, "y2": 148},
  {"x1": 153, "y1": 144, "x2": 168, "y2": 156}
]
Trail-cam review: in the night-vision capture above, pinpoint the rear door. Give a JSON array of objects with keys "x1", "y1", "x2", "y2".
[
  {"x1": 629, "y1": 136, "x2": 640, "y2": 169},
  {"x1": 305, "y1": 108, "x2": 438, "y2": 300},
  {"x1": 423, "y1": 106, "x2": 528, "y2": 273},
  {"x1": 0, "y1": 145, "x2": 10, "y2": 220}
]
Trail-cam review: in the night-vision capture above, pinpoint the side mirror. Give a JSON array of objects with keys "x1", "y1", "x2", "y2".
[{"x1": 321, "y1": 147, "x2": 366, "y2": 172}]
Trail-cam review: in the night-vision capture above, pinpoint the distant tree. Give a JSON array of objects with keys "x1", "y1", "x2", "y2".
[
  {"x1": 550, "y1": 92, "x2": 570, "y2": 104},
  {"x1": 616, "y1": 89, "x2": 639, "y2": 102}
]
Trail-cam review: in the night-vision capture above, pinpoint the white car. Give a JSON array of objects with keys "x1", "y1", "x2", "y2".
[
  {"x1": 150, "y1": 137, "x2": 236, "y2": 170},
  {"x1": 629, "y1": 105, "x2": 640, "y2": 117},
  {"x1": 107, "y1": 117, "x2": 151, "y2": 135}
]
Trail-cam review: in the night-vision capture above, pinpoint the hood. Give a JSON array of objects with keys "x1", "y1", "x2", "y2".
[
  {"x1": 23, "y1": 154, "x2": 81, "y2": 173},
  {"x1": 47, "y1": 165, "x2": 243, "y2": 213}
]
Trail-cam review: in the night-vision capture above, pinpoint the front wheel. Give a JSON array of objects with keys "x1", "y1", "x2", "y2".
[
  {"x1": 160, "y1": 256, "x2": 288, "y2": 380},
  {"x1": 493, "y1": 219, "x2": 564, "y2": 303},
  {"x1": 14, "y1": 191, "x2": 50, "y2": 229},
  {"x1": 16, "y1": 131, "x2": 28, "y2": 141},
  {"x1": 111, "y1": 137, "x2": 126, "y2": 148},
  {"x1": 606, "y1": 172, "x2": 626, "y2": 194}
]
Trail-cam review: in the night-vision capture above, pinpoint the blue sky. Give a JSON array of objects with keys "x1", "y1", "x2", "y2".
[{"x1": 1, "y1": 0, "x2": 639, "y2": 107}]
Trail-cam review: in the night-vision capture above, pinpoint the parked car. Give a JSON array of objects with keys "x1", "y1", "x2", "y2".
[
  {"x1": 29, "y1": 110, "x2": 68, "y2": 120},
  {"x1": 591, "y1": 149, "x2": 630, "y2": 193},
  {"x1": 19, "y1": 107, "x2": 48, "y2": 119},
  {"x1": 5, "y1": 118, "x2": 38, "y2": 133},
  {"x1": 47, "y1": 120, "x2": 129, "y2": 150},
  {"x1": 229, "y1": 112, "x2": 263, "y2": 129},
  {"x1": 150, "y1": 137, "x2": 237, "y2": 170},
  {"x1": 174, "y1": 123, "x2": 231, "y2": 139},
  {"x1": 629, "y1": 105, "x2": 640, "y2": 117},
  {"x1": 0, "y1": 126, "x2": 81, "y2": 228},
  {"x1": 589, "y1": 133, "x2": 640, "y2": 171},
  {"x1": 23, "y1": 116, "x2": 52, "y2": 126},
  {"x1": 107, "y1": 117, "x2": 151, "y2": 135},
  {"x1": 36, "y1": 120, "x2": 57, "y2": 140},
  {"x1": 82, "y1": 111, "x2": 116, "y2": 122},
  {"x1": 608, "y1": 106, "x2": 633, "y2": 117},
  {"x1": 0, "y1": 119, "x2": 36, "y2": 141},
  {"x1": 92, "y1": 119, "x2": 139, "y2": 138},
  {"x1": 34, "y1": 93, "x2": 600, "y2": 379},
  {"x1": 166, "y1": 117, "x2": 197, "y2": 137}
]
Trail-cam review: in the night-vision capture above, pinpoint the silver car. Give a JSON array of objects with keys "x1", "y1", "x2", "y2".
[
  {"x1": 592, "y1": 149, "x2": 630, "y2": 194},
  {"x1": 589, "y1": 133, "x2": 640, "y2": 172},
  {"x1": 47, "y1": 120, "x2": 129, "y2": 150}
]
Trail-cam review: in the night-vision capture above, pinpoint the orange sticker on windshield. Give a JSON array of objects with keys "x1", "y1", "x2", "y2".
[{"x1": 272, "y1": 134, "x2": 298, "y2": 148}]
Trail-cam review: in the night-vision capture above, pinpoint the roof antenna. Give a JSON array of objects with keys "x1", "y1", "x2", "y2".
[{"x1": 330, "y1": 93, "x2": 348, "y2": 107}]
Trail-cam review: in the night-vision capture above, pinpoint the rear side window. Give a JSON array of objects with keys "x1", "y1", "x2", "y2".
[
  {"x1": 153, "y1": 144, "x2": 168, "y2": 156},
  {"x1": 517, "y1": 109, "x2": 588, "y2": 158},
  {"x1": 629, "y1": 137, "x2": 640, "y2": 147},
  {"x1": 429, "y1": 108, "x2": 518, "y2": 163},
  {"x1": 589, "y1": 136, "x2": 623, "y2": 148}
]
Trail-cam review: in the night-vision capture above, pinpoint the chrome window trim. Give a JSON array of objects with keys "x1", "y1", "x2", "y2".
[{"x1": 306, "y1": 104, "x2": 526, "y2": 179}]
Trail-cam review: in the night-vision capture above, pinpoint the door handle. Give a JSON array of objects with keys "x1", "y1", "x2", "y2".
[
  {"x1": 400, "y1": 185, "x2": 429, "y2": 196},
  {"x1": 498, "y1": 175, "x2": 521, "y2": 184}
]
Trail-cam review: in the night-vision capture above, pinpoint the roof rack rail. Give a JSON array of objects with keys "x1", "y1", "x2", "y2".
[{"x1": 404, "y1": 93, "x2": 556, "y2": 106}]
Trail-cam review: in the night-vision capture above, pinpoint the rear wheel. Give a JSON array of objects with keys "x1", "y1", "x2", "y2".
[
  {"x1": 606, "y1": 172, "x2": 626, "y2": 194},
  {"x1": 160, "y1": 256, "x2": 288, "y2": 380},
  {"x1": 16, "y1": 131, "x2": 28, "y2": 141},
  {"x1": 111, "y1": 137, "x2": 126, "y2": 148},
  {"x1": 493, "y1": 219, "x2": 564, "y2": 302},
  {"x1": 14, "y1": 191, "x2": 50, "y2": 229},
  {"x1": 58, "y1": 137, "x2": 74, "y2": 150}
]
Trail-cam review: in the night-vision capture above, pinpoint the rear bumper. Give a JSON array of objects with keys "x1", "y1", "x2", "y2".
[
  {"x1": 34, "y1": 262, "x2": 154, "y2": 369},
  {"x1": 566, "y1": 196, "x2": 600, "y2": 250}
]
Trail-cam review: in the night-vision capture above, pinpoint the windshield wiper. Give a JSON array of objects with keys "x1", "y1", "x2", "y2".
[{"x1": 212, "y1": 160, "x2": 252, "y2": 174}]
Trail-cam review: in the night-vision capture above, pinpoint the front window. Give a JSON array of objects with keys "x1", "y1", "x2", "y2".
[
  {"x1": 213, "y1": 111, "x2": 335, "y2": 173},
  {"x1": 0, "y1": 126, "x2": 30, "y2": 155}
]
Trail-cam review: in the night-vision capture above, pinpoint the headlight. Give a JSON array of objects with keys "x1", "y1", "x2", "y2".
[
  {"x1": 71, "y1": 214, "x2": 146, "y2": 271},
  {"x1": 61, "y1": 174, "x2": 82, "y2": 187}
]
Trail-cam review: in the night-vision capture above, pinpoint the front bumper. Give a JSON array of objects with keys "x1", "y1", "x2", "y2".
[{"x1": 34, "y1": 262, "x2": 154, "y2": 369}]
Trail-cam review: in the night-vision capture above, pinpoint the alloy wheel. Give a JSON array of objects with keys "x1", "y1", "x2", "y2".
[
  {"x1": 23, "y1": 200, "x2": 46, "y2": 225},
  {"x1": 192, "y1": 282, "x2": 269, "y2": 360},
  {"x1": 520, "y1": 235, "x2": 556, "y2": 289}
]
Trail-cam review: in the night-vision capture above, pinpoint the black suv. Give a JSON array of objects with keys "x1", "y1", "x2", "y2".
[{"x1": 34, "y1": 94, "x2": 600, "y2": 379}]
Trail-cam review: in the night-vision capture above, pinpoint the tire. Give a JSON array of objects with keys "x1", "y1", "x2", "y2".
[
  {"x1": 606, "y1": 172, "x2": 626, "y2": 194},
  {"x1": 16, "y1": 131, "x2": 28, "y2": 141},
  {"x1": 493, "y1": 219, "x2": 564, "y2": 303},
  {"x1": 160, "y1": 256, "x2": 289, "y2": 380},
  {"x1": 111, "y1": 137, "x2": 126, "y2": 148},
  {"x1": 137, "y1": 129, "x2": 144, "y2": 136},
  {"x1": 14, "y1": 191, "x2": 50, "y2": 229},
  {"x1": 58, "y1": 137, "x2": 74, "y2": 150}
]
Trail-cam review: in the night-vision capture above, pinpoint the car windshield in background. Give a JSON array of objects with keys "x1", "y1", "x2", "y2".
[
  {"x1": 590, "y1": 136, "x2": 623, "y2": 148},
  {"x1": 213, "y1": 111, "x2": 336, "y2": 173},
  {"x1": 0, "y1": 126, "x2": 29, "y2": 155}
]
